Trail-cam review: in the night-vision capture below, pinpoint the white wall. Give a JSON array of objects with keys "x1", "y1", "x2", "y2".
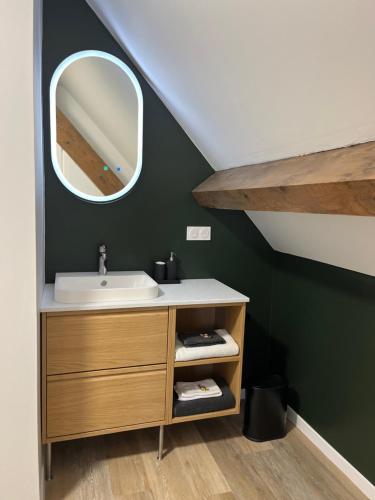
[
  {"x1": 0, "y1": 2, "x2": 40, "y2": 498},
  {"x1": 248, "y1": 212, "x2": 375, "y2": 276},
  {"x1": 86, "y1": 0, "x2": 375, "y2": 169},
  {"x1": 56, "y1": 143, "x2": 103, "y2": 196},
  {"x1": 87, "y1": 0, "x2": 375, "y2": 276}
]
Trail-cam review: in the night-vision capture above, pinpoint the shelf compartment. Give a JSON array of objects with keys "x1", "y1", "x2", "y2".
[
  {"x1": 174, "y1": 355, "x2": 240, "y2": 368},
  {"x1": 173, "y1": 376, "x2": 236, "y2": 418},
  {"x1": 174, "y1": 304, "x2": 244, "y2": 367},
  {"x1": 47, "y1": 368, "x2": 166, "y2": 438},
  {"x1": 165, "y1": 303, "x2": 246, "y2": 425},
  {"x1": 171, "y1": 407, "x2": 238, "y2": 424},
  {"x1": 172, "y1": 361, "x2": 241, "y2": 422},
  {"x1": 46, "y1": 309, "x2": 168, "y2": 375},
  {"x1": 175, "y1": 305, "x2": 245, "y2": 347}
]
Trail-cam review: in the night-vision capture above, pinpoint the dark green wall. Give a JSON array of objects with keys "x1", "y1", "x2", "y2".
[
  {"x1": 270, "y1": 253, "x2": 375, "y2": 483},
  {"x1": 43, "y1": 0, "x2": 374, "y2": 484},
  {"x1": 42, "y1": 0, "x2": 274, "y2": 372}
]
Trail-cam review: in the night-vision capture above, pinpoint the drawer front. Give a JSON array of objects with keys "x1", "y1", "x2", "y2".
[
  {"x1": 47, "y1": 369, "x2": 166, "y2": 437},
  {"x1": 46, "y1": 309, "x2": 168, "y2": 374}
]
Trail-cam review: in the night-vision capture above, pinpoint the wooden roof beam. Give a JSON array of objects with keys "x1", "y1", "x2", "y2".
[{"x1": 193, "y1": 141, "x2": 375, "y2": 216}]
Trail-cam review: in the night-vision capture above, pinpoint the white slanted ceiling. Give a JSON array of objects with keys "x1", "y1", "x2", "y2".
[{"x1": 87, "y1": 0, "x2": 375, "y2": 277}]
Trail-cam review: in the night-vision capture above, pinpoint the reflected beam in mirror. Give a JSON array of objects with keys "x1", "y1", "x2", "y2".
[
  {"x1": 50, "y1": 50, "x2": 143, "y2": 202},
  {"x1": 56, "y1": 109, "x2": 124, "y2": 196}
]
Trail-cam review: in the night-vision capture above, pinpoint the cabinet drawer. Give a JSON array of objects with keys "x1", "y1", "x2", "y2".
[
  {"x1": 47, "y1": 369, "x2": 166, "y2": 438},
  {"x1": 46, "y1": 309, "x2": 168, "y2": 374}
]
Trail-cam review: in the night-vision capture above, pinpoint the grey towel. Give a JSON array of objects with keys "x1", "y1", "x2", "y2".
[{"x1": 178, "y1": 330, "x2": 226, "y2": 347}]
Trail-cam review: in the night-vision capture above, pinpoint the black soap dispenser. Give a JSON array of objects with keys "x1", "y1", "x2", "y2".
[{"x1": 166, "y1": 251, "x2": 177, "y2": 281}]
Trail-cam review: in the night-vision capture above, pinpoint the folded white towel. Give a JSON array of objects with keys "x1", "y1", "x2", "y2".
[
  {"x1": 175, "y1": 329, "x2": 239, "y2": 362},
  {"x1": 174, "y1": 378, "x2": 222, "y2": 401}
]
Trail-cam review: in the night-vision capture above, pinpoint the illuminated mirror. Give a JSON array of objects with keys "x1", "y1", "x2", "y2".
[{"x1": 50, "y1": 50, "x2": 143, "y2": 202}]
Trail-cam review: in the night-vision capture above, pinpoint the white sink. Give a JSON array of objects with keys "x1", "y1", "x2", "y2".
[{"x1": 54, "y1": 271, "x2": 159, "y2": 304}]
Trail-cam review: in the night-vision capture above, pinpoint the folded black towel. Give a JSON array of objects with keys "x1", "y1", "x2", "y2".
[
  {"x1": 173, "y1": 377, "x2": 235, "y2": 417},
  {"x1": 178, "y1": 330, "x2": 226, "y2": 347}
]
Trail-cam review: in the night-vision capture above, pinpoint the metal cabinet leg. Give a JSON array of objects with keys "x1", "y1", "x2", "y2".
[
  {"x1": 45, "y1": 443, "x2": 53, "y2": 481},
  {"x1": 157, "y1": 425, "x2": 164, "y2": 460}
]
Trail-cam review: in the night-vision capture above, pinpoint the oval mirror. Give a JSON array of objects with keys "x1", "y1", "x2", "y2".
[{"x1": 50, "y1": 50, "x2": 143, "y2": 202}]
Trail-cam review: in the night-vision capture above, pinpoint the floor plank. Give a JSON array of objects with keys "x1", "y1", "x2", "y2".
[{"x1": 46, "y1": 413, "x2": 366, "y2": 500}]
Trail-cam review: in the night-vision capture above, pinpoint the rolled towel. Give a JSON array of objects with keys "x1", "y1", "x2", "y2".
[{"x1": 174, "y1": 378, "x2": 222, "y2": 401}]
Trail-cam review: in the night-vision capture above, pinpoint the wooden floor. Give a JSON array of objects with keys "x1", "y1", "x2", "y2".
[{"x1": 46, "y1": 412, "x2": 365, "y2": 500}]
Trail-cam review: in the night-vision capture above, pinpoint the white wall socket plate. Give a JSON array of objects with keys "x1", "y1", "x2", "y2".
[{"x1": 186, "y1": 226, "x2": 211, "y2": 241}]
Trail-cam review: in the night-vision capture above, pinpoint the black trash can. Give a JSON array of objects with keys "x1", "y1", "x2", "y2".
[{"x1": 243, "y1": 374, "x2": 287, "y2": 442}]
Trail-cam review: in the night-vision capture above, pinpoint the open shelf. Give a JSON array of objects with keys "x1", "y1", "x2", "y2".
[
  {"x1": 174, "y1": 355, "x2": 241, "y2": 368},
  {"x1": 173, "y1": 304, "x2": 244, "y2": 365},
  {"x1": 171, "y1": 407, "x2": 238, "y2": 424},
  {"x1": 171, "y1": 361, "x2": 240, "y2": 421},
  {"x1": 166, "y1": 303, "x2": 246, "y2": 425},
  {"x1": 175, "y1": 305, "x2": 244, "y2": 341},
  {"x1": 174, "y1": 361, "x2": 240, "y2": 384}
]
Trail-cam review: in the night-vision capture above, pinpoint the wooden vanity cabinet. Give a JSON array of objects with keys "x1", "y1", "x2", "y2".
[
  {"x1": 42, "y1": 307, "x2": 170, "y2": 443},
  {"x1": 46, "y1": 309, "x2": 168, "y2": 374},
  {"x1": 41, "y1": 303, "x2": 246, "y2": 445},
  {"x1": 47, "y1": 368, "x2": 166, "y2": 438}
]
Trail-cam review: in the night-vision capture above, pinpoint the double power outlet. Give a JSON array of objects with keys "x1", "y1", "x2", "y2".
[{"x1": 186, "y1": 226, "x2": 211, "y2": 241}]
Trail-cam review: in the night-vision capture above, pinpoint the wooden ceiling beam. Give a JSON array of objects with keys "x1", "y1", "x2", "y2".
[
  {"x1": 56, "y1": 109, "x2": 124, "y2": 196},
  {"x1": 193, "y1": 141, "x2": 375, "y2": 216}
]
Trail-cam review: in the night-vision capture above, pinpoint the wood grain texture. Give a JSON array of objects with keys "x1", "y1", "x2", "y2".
[
  {"x1": 165, "y1": 307, "x2": 176, "y2": 424},
  {"x1": 171, "y1": 407, "x2": 238, "y2": 424},
  {"x1": 44, "y1": 418, "x2": 166, "y2": 445},
  {"x1": 216, "y1": 304, "x2": 246, "y2": 413},
  {"x1": 46, "y1": 309, "x2": 168, "y2": 374},
  {"x1": 174, "y1": 355, "x2": 241, "y2": 368},
  {"x1": 47, "y1": 369, "x2": 166, "y2": 438},
  {"x1": 176, "y1": 306, "x2": 216, "y2": 332},
  {"x1": 193, "y1": 141, "x2": 375, "y2": 215},
  {"x1": 56, "y1": 108, "x2": 124, "y2": 195},
  {"x1": 215, "y1": 304, "x2": 245, "y2": 350},
  {"x1": 47, "y1": 364, "x2": 166, "y2": 382},
  {"x1": 46, "y1": 411, "x2": 366, "y2": 500}
]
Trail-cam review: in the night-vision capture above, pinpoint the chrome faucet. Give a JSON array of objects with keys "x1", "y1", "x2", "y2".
[{"x1": 98, "y1": 244, "x2": 107, "y2": 275}]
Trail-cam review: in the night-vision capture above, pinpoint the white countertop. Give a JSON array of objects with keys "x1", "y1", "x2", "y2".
[{"x1": 40, "y1": 278, "x2": 249, "y2": 312}]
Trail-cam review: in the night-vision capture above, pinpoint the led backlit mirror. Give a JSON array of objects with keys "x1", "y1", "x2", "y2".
[{"x1": 50, "y1": 50, "x2": 143, "y2": 202}]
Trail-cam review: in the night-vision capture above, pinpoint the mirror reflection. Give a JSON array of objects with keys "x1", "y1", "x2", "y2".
[{"x1": 50, "y1": 51, "x2": 143, "y2": 202}]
